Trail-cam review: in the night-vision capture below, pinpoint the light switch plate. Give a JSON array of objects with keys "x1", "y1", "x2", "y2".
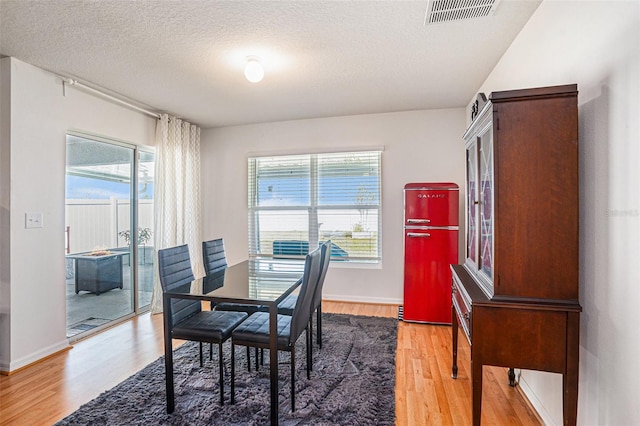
[{"x1": 25, "y1": 212, "x2": 43, "y2": 228}]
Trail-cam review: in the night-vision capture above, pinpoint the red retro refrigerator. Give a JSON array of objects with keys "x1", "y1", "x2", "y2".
[{"x1": 402, "y1": 183, "x2": 459, "y2": 324}]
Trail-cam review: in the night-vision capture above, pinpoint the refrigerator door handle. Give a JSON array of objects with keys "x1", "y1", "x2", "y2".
[
  {"x1": 407, "y1": 219, "x2": 431, "y2": 224},
  {"x1": 407, "y1": 232, "x2": 431, "y2": 238}
]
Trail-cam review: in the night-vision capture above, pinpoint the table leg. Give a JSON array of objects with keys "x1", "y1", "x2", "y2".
[
  {"x1": 163, "y1": 295, "x2": 175, "y2": 413},
  {"x1": 269, "y1": 303, "x2": 279, "y2": 425}
]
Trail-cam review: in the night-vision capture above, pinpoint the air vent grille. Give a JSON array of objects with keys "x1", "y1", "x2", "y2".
[{"x1": 425, "y1": 0, "x2": 501, "y2": 24}]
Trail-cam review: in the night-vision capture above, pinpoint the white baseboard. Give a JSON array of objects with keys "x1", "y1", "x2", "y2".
[
  {"x1": 518, "y1": 373, "x2": 556, "y2": 426},
  {"x1": 322, "y1": 294, "x2": 402, "y2": 305},
  {"x1": 1, "y1": 339, "x2": 70, "y2": 373}
]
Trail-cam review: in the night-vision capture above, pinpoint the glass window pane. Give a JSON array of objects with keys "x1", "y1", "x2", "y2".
[
  {"x1": 65, "y1": 135, "x2": 134, "y2": 339},
  {"x1": 248, "y1": 150, "x2": 381, "y2": 262},
  {"x1": 318, "y1": 152, "x2": 380, "y2": 206},
  {"x1": 318, "y1": 209, "x2": 379, "y2": 259},
  {"x1": 137, "y1": 150, "x2": 155, "y2": 310},
  {"x1": 255, "y1": 210, "x2": 309, "y2": 256},
  {"x1": 256, "y1": 156, "x2": 310, "y2": 206}
]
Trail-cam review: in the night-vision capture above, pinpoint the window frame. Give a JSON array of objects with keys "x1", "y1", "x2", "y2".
[{"x1": 248, "y1": 149, "x2": 382, "y2": 264}]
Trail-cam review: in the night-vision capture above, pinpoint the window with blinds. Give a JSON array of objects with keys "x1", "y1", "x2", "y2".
[{"x1": 248, "y1": 150, "x2": 381, "y2": 263}]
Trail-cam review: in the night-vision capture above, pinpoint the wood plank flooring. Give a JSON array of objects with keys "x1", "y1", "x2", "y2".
[{"x1": 0, "y1": 301, "x2": 542, "y2": 425}]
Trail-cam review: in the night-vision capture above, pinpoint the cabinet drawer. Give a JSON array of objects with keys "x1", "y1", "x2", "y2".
[{"x1": 452, "y1": 279, "x2": 472, "y2": 344}]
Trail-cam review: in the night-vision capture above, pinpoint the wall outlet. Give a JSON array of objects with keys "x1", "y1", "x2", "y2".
[{"x1": 25, "y1": 212, "x2": 44, "y2": 229}]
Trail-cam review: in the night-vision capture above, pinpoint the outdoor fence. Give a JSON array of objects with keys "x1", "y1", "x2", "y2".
[{"x1": 65, "y1": 198, "x2": 154, "y2": 254}]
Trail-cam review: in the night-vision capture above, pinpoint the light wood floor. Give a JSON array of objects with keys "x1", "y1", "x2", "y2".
[{"x1": 0, "y1": 302, "x2": 542, "y2": 425}]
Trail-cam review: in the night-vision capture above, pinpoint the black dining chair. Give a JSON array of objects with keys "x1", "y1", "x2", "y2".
[
  {"x1": 278, "y1": 240, "x2": 332, "y2": 349},
  {"x1": 230, "y1": 246, "x2": 323, "y2": 411},
  {"x1": 309, "y1": 240, "x2": 331, "y2": 348},
  {"x1": 202, "y1": 238, "x2": 266, "y2": 367},
  {"x1": 158, "y1": 244, "x2": 248, "y2": 405},
  {"x1": 202, "y1": 238, "x2": 228, "y2": 274},
  {"x1": 203, "y1": 238, "x2": 265, "y2": 315}
]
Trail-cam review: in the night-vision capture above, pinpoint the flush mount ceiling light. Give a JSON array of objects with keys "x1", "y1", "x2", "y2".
[{"x1": 244, "y1": 56, "x2": 264, "y2": 83}]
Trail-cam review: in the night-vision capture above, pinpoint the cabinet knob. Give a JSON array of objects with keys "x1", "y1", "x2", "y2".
[{"x1": 474, "y1": 200, "x2": 480, "y2": 205}]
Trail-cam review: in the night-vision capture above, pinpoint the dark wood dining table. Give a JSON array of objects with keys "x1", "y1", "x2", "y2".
[{"x1": 162, "y1": 257, "x2": 306, "y2": 425}]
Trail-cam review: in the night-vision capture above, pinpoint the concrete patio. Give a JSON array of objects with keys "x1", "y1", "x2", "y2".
[{"x1": 66, "y1": 256, "x2": 155, "y2": 338}]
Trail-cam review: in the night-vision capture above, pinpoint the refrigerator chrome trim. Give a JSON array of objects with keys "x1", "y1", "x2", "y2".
[
  {"x1": 404, "y1": 225, "x2": 459, "y2": 231},
  {"x1": 404, "y1": 187, "x2": 459, "y2": 191},
  {"x1": 407, "y1": 232, "x2": 431, "y2": 238}
]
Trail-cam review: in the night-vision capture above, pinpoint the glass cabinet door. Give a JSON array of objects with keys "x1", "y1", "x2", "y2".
[
  {"x1": 478, "y1": 127, "x2": 494, "y2": 279},
  {"x1": 466, "y1": 143, "x2": 478, "y2": 265}
]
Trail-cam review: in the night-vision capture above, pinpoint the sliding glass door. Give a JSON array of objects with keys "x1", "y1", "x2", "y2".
[
  {"x1": 65, "y1": 133, "x2": 154, "y2": 339},
  {"x1": 137, "y1": 150, "x2": 155, "y2": 311}
]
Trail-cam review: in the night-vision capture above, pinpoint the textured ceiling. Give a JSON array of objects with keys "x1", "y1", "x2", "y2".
[{"x1": 0, "y1": 0, "x2": 541, "y2": 128}]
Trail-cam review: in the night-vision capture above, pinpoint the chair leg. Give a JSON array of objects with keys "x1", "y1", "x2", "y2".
[
  {"x1": 317, "y1": 305, "x2": 322, "y2": 348},
  {"x1": 255, "y1": 347, "x2": 259, "y2": 371},
  {"x1": 231, "y1": 342, "x2": 236, "y2": 404},
  {"x1": 199, "y1": 342, "x2": 203, "y2": 367},
  {"x1": 291, "y1": 344, "x2": 296, "y2": 412},
  {"x1": 247, "y1": 346, "x2": 251, "y2": 372},
  {"x1": 306, "y1": 326, "x2": 312, "y2": 379},
  {"x1": 308, "y1": 318, "x2": 313, "y2": 372},
  {"x1": 210, "y1": 343, "x2": 213, "y2": 361},
  {"x1": 219, "y1": 343, "x2": 224, "y2": 405}
]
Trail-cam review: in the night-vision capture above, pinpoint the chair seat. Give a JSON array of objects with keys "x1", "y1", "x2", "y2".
[
  {"x1": 215, "y1": 302, "x2": 266, "y2": 315},
  {"x1": 232, "y1": 312, "x2": 292, "y2": 348},
  {"x1": 173, "y1": 310, "x2": 248, "y2": 342},
  {"x1": 277, "y1": 293, "x2": 297, "y2": 316}
]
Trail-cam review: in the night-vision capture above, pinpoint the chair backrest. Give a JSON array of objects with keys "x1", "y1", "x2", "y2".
[
  {"x1": 158, "y1": 244, "x2": 200, "y2": 326},
  {"x1": 312, "y1": 240, "x2": 332, "y2": 310},
  {"x1": 202, "y1": 238, "x2": 228, "y2": 275},
  {"x1": 289, "y1": 246, "x2": 322, "y2": 344}
]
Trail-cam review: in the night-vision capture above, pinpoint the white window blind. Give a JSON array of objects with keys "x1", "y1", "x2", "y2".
[{"x1": 248, "y1": 150, "x2": 381, "y2": 262}]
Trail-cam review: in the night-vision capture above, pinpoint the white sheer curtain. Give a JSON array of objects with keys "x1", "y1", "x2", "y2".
[{"x1": 150, "y1": 113, "x2": 203, "y2": 314}]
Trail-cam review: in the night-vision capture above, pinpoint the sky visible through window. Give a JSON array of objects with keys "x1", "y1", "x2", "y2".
[
  {"x1": 66, "y1": 175, "x2": 153, "y2": 199},
  {"x1": 256, "y1": 173, "x2": 379, "y2": 233}
]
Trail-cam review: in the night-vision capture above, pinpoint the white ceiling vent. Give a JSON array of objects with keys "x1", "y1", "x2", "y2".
[{"x1": 425, "y1": 0, "x2": 501, "y2": 25}]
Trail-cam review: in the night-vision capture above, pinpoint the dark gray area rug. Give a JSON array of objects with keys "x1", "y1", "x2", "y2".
[{"x1": 56, "y1": 313, "x2": 397, "y2": 425}]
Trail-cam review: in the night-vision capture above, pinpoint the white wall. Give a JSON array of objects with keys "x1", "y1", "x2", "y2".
[
  {"x1": 472, "y1": 1, "x2": 640, "y2": 424},
  {"x1": 201, "y1": 109, "x2": 466, "y2": 304},
  {"x1": 0, "y1": 57, "x2": 156, "y2": 372},
  {"x1": 0, "y1": 56, "x2": 11, "y2": 366}
]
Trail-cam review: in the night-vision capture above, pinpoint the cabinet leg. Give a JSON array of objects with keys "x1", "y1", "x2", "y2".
[
  {"x1": 472, "y1": 358, "x2": 483, "y2": 426},
  {"x1": 451, "y1": 303, "x2": 458, "y2": 378},
  {"x1": 508, "y1": 368, "x2": 516, "y2": 386},
  {"x1": 564, "y1": 312, "x2": 580, "y2": 426}
]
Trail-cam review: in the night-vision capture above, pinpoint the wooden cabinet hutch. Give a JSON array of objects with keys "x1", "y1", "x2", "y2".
[{"x1": 451, "y1": 84, "x2": 581, "y2": 426}]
